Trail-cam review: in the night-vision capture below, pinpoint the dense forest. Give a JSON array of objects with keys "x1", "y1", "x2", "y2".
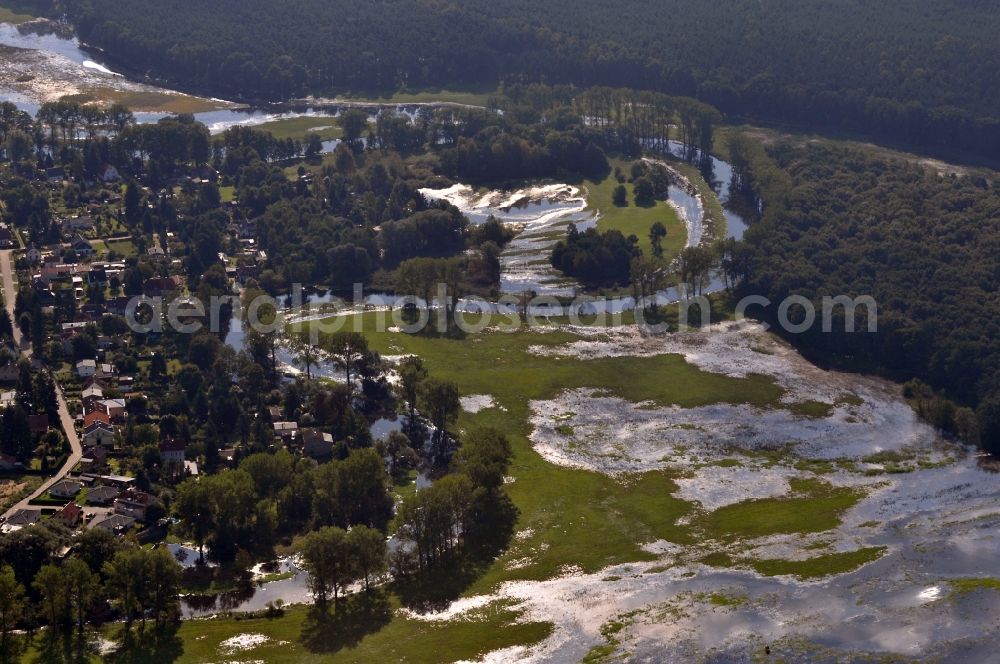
[
  {"x1": 729, "y1": 138, "x2": 1000, "y2": 452},
  {"x1": 11, "y1": 0, "x2": 999, "y2": 161}
]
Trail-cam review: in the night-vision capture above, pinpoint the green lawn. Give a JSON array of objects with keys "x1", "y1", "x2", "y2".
[
  {"x1": 584, "y1": 160, "x2": 685, "y2": 257},
  {"x1": 748, "y1": 547, "x2": 887, "y2": 580},
  {"x1": 219, "y1": 185, "x2": 235, "y2": 203},
  {"x1": 105, "y1": 239, "x2": 137, "y2": 258},
  {"x1": 256, "y1": 116, "x2": 345, "y2": 141},
  {"x1": 0, "y1": 4, "x2": 34, "y2": 24},
  {"x1": 691, "y1": 478, "x2": 866, "y2": 541}
]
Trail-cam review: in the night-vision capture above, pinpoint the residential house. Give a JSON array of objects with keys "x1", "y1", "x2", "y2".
[
  {"x1": 24, "y1": 243, "x2": 42, "y2": 264},
  {"x1": 72, "y1": 235, "x2": 94, "y2": 258},
  {"x1": 0, "y1": 225, "x2": 13, "y2": 248},
  {"x1": 80, "y1": 444, "x2": 108, "y2": 470},
  {"x1": 82, "y1": 422, "x2": 115, "y2": 449},
  {"x1": 143, "y1": 276, "x2": 182, "y2": 298},
  {"x1": 106, "y1": 296, "x2": 131, "y2": 316},
  {"x1": 4, "y1": 508, "x2": 40, "y2": 530},
  {"x1": 53, "y1": 502, "x2": 83, "y2": 528},
  {"x1": 0, "y1": 391, "x2": 15, "y2": 409},
  {"x1": 94, "y1": 513, "x2": 135, "y2": 534},
  {"x1": 273, "y1": 421, "x2": 298, "y2": 445},
  {"x1": 113, "y1": 488, "x2": 156, "y2": 521},
  {"x1": 45, "y1": 167, "x2": 65, "y2": 184},
  {"x1": 100, "y1": 164, "x2": 120, "y2": 183},
  {"x1": 85, "y1": 485, "x2": 120, "y2": 505},
  {"x1": 50, "y1": 479, "x2": 83, "y2": 499},
  {"x1": 301, "y1": 428, "x2": 334, "y2": 459},
  {"x1": 98, "y1": 398, "x2": 126, "y2": 421},
  {"x1": 83, "y1": 410, "x2": 111, "y2": 430},
  {"x1": 88, "y1": 267, "x2": 107, "y2": 285},
  {"x1": 159, "y1": 437, "x2": 186, "y2": 465},
  {"x1": 76, "y1": 359, "x2": 97, "y2": 378},
  {"x1": 81, "y1": 384, "x2": 104, "y2": 406}
]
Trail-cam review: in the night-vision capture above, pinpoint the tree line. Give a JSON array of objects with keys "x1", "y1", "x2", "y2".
[
  {"x1": 11, "y1": 0, "x2": 997, "y2": 161},
  {"x1": 728, "y1": 136, "x2": 1000, "y2": 453}
]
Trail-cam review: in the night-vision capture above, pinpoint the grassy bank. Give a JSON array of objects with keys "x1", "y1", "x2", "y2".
[
  {"x1": 0, "y1": 4, "x2": 34, "y2": 24},
  {"x1": 584, "y1": 159, "x2": 685, "y2": 257},
  {"x1": 256, "y1": 116, "x2": 344, "y2": 141},
  {"x1": 335, "y1": 88, "x2": 495, "y2": 107}
]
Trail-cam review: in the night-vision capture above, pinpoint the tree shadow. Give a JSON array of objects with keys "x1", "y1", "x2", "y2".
[
  {"x1": 299, "y1": 590, "x2": 392, "y2": 654},
  {"x1": 395, "y1": 495, "x2": 518, "y2": 613},
  {"x1": 29, "y1": 630, "x2": 97, "y2": 664},
  {"x1": 103, "y1": 623, "x2": 184, "y2": 664}
]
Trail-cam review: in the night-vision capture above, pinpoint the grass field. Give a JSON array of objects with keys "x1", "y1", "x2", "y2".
[
  {"x1": 66, "y1": 88, "x2": 228, "y2": 114},
  {"x1": 584, "y1": 159, "x2": 685, "y2": 257},
  {"x1": 691, "y1": 478, "x2": 867, "y2": 542},
  {"x1": 748, "y1": 546, "x2": 887, "y2": 579},
  {"x1": 256, "y1": 116, "x2": 344, "y2": 141},
  {"x1": 295, "y1": 312, "x2": 839, "y2": 593},
  {"x1": 0, "y1": 4, "x2": 34, "y2": 24},
  {"x1": 337, "y1": 87, "x2": 496, "y2": 107}
]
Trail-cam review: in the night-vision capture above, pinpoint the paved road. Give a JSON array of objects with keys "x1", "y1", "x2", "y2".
[
  {"x1": 0, "y1": 249, "x2": 23, "y2": 350},
  {"x1": 1, "y1": 249, "x2": 84, "y2": 519}
]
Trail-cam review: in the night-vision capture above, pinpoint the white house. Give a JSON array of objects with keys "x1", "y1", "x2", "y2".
[
  {"x1": 50, "y1": 480, "x2": 83, "y2": 499},
  {"x1": 82, "y1": 422, "x2": 115, "y2": 448},
  {"x1": 76, "y1": 359, "x2": 97, "y2": 378},
  {"x1": 159, "y1": 438, "x2": 186, "y2": 465}
]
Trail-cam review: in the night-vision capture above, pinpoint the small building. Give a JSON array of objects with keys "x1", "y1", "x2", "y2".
[
  {"x1": 0, "y1": 226, "x2": 12, "y2": 249},
  {"x1": 93, "y1": 513, "x2": 135, "y2": 535},
  {"x1": 50, "y1": 479, "x2": 83, "y2": 499},
  {"x1": 85, "y1": 485, "x2": 120, "y2": 505},
  {"x1": 45, "y1": 167, "x2": 65, "y2": 184},
  {"x1": 273, "y1": 421, "x2": 298, "y2": 444},
  {"x1": 81, "y1": 384, "x2": 104, "y2": 404},
  {"x1": 113, "y1": 488, "x2": 156, "y2": 521},
  {"x1": 53, "y1": 502, "x2": 83, "y2": 528},
  {"x1": 76, "y1": 359, "x2": 97, "y2": 378},
  {"x1": 98, "y1": 398, "x2": 126, "y2": 421},
  {"x1": 80, "y1": 444, "x2": 109, "y2": 471},
  {"x1": 301, "y1": 428, "x2": 334, "y2": 459}
]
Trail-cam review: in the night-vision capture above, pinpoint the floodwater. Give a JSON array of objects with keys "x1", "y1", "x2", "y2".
[{"x1": 423, "y1": 322, "x2": 1000, "y2": 663}]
